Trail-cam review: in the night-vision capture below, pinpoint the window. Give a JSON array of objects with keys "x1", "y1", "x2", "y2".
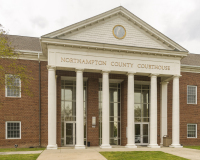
[
  {"x1": 187, "y1": 85, "x2": 197, "y2": 104},
  {"x1": 5, "y1": 74, "x2": 21, "y2": 97},
  {"x1": 134, "y1": 84, "x2": 149, "y2": 122},
  {"x1": 60, "y1": 79, "x2": 87, "y2": 146},
  {"x1": 187, "y1": 124, "x2": 197, "y2": 138},
  {"x1": 6, "y1": 122, "x2": 21, "y2": 139},
  {"x1": 99, "y1": 82, "x2": 121, "y2": 145}
]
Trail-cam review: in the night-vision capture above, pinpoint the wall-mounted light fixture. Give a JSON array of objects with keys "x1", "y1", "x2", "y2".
[{"x1": 92, "y1": 117, "x2": 96, "y2": 128}]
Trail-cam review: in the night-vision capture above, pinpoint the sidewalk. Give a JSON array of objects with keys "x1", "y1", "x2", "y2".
[
  {"x1": 0, "y1": 150, "x2": 43, "y2": 155},
  {"x1": 37, "y1": 147, "x2": 200, "y2": 160}
]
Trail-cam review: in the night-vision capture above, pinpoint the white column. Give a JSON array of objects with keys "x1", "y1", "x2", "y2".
[
  {"x1": 125, "y1": 72, "x2": 137, "y2": 148},
  {"x1": 160, "y1": 82, "x2": 168, "y2": 146},
  {"x1": 75, "y1": 69, "x2": 85, "y2": 149},
  {"x1": 148, "y1": 74, "x2": 160, "y2": 148},
  {"x1": 170, "y1": 75, "x2": 182, "y2": 148},
  {"x1": 47, "y1": 66, "x2": 57, "y2": 149},
  {"x1": 100, "y1": 71, "x2": 112, "y2": 149}
]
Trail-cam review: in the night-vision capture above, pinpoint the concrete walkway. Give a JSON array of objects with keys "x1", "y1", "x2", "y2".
[
  {"x1": 37, "y1": 147, "x2": 200, "y2": 160},
  {"x1": 0, "y1": 150, "x2": 43, "y2": 155}
]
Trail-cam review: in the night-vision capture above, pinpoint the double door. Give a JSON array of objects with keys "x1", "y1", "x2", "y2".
[
  {"x1": 64, "y1": 122, "x2": 76, "y2": 146},
  {"x1": 135, "y1": 123, "x2": 149, "y2": 145}
]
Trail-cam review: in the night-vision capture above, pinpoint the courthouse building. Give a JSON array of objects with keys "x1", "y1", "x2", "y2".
[{"x1": 0, "y1": 6, "x2": 200, "y2": 149}]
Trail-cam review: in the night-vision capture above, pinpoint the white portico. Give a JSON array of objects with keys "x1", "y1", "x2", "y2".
[{"x1": 41, "y1": 6, "x2": 188, "y2": 149}]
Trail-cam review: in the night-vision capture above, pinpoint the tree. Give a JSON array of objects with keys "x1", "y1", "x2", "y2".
[{"x1": 0, "y1": 24, "x2": 33, "y2": 99}]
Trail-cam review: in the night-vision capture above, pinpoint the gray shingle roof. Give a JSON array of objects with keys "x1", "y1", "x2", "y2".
[
  {"x1": 181, "y1": 53, "x2": 200, "y2": 66},
  {"x1": 5, "y1": 35, "x2": 200, "y2": 67},
  {"x1": 7, "y1": 35, "x2": 41, "y2": 52}
]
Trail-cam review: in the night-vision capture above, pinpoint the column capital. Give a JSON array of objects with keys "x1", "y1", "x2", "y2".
[
  {"x1": 127, "y1": 72, "x2": 136, "y2": 76},
  {"x1": 160, "y1": 81, "x2": 169, "y2": 85},
  {"x1": 149, "y1": 73, "x2": 159, "y2": 77},
  {"x1": 47, "y1": 65, "x2": 56, "y2": 70},
  {"x1": 75, "y1": 68, "x2": 84, "y2": 72},
  {"x1": 173, "y1": 75, "x2": 182, "y2": 78},
  {"x1": 102, "y1": 70, "x2": 110, "y2": 74}
]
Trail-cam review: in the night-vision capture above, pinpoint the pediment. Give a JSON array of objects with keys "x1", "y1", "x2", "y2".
[{"x1": 42, "y1": 6, "x2": 188, "y2": 52}]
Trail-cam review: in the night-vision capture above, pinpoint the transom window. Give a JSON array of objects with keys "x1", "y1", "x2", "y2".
[
  {"x1": 187, "y1": 86, "x2": 197, "y2": 104},
  {"x1": 6, "y1": 122, "x2": 21, "y2": 139},
  {"x1": 187, "y1": 124, "x2": 197, "y2": 138},
  {"x1": 5, "y1": 74, "x2": 21, "y2": 97}
]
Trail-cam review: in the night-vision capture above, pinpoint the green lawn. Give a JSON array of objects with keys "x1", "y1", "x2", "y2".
[
  {"x1": 0, "y1": 148, "x2": 45, "y2": 152},
  {"x1": 100, "y1": 151, "x2": 188, "y2": 160},
  {"x1": 0, "y1": 154, "x2": 40, "y2": 160},
  {"x1": 184, "y1": 146, "x2": 200, "y2": 150}
]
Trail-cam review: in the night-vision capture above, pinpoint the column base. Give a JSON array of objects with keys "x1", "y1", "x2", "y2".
[
  {"x1": 169, "y1": 144, "x2": 183, "y2": 148},
  {"x1": 47, "y1": 144, "x2": 58, "y2": 150},
  {"x1": 125, "y1": 144, "x2": 137, "y2": 148},
  {"x1": 147, "y1": 144, "x2": 160, "y2": 148},
  {"x1": 75, "y1": 145, "x2": 86, "y2": 149},
  {"x1": 100, "y1": 144, "x2": 112, "y2": 149}
]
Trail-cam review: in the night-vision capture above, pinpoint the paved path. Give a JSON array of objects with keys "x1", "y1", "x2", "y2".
[
  {"x1": 37, "y1": 147, "x2": 200, "y2": 160},
  {"x1": 0, "y1": 150, "x2": 43, "y2": 155}
]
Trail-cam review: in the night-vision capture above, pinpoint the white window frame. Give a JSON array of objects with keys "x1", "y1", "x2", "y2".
[
  {"x1": 187, "y1": 124, "x2": 197, "y2": 138},
  {"x1": 5, "y1": 74, "x2": 21, "y2": 98},
  {"x1": 187, "y1": 85, "x2": 197, "y2": 104},
  {"x1": 5, "y1": 121, "x2": 21, "y2": 139}
]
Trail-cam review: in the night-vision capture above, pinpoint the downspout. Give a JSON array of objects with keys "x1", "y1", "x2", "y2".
[{"x1": 38, "y1": 53, "x2": 41, "y2": 147}]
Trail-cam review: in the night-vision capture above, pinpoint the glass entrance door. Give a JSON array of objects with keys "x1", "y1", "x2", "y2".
[
  {"x1": 135, "y1": 123, "x2": 149, "y2": 145},
  {"x1": 65, "y1": 122, "x2": 76, "y2": 146}
]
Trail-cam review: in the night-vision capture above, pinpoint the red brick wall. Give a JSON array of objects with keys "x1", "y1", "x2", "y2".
[
  {"x1": 1, "y1": 60, "x2": 199, "y2": 148},
  {"x1": 0, "y1": 59, "x2": 48, "y2": 148},
  {"x1": 179, "y1": 72, "x2": 200, "y2": 145}
]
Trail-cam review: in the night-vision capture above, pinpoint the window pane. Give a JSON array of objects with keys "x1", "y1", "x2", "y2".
[
  {"x1": 6, "y1": 75, "x2": 20, "y2": 97},
  {"x1": 110, "y1": 88, "x2": 118, "y2": 103},
  {"x1": 65, "y1": 86, "x2": 73, "y2": 101},
  {"x1": 7, "y1": 122, "x2": 20, "y2": 138},
  {"x1": 141, "y1": 90, "x2": 149, "y2": 103},
  {"x1": 187, "y1": 86, "x2": 197, "y2": 104},
  {"x1": 142, "y1": 104, "x2": 149, "y2": 118},
  {"x1": 134, "y1": 90, "x2": 141, "y2": 103},
  {"x1": 187, "y1": 124, "x2": 197, "y2": 138},
  {"x1": 188, "y1": 95, "x2": 196, "y2": 104},
  {"x1": 110, "y1": 122, "x2": 117, "y2": 138},
  {"x1": 110, "y1": 103, "x2": 118, "y2": 117},
  {"x1": 134, "y1": 104, "x2": 141, "y2": 117},
  {"x1": 64, "y1": 102, "x2": 72, "y2": 117}
]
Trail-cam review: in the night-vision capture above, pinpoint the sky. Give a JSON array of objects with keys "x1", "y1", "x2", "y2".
[{"x1": 0, "y1": 0, "x2": 199, "y2": 54}]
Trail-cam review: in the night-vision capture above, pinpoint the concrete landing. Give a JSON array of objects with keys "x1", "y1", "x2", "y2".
[{"x1": 36, "y1": 147, "x2": 200, "y2": 160}]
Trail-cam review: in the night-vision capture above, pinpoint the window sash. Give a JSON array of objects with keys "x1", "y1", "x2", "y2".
[
  {"x1": 187, "y1": 86, "x2": 197, "y2": 104},
  {"x1": 6, "y1": 122, "x2": 21, "y2": 139},
  {"x1": 187, "y1": 124, "x2": 197, "y2": 138},
  {"x1": 5, "y1": 74, "x2": 21, "y2": 97}
]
